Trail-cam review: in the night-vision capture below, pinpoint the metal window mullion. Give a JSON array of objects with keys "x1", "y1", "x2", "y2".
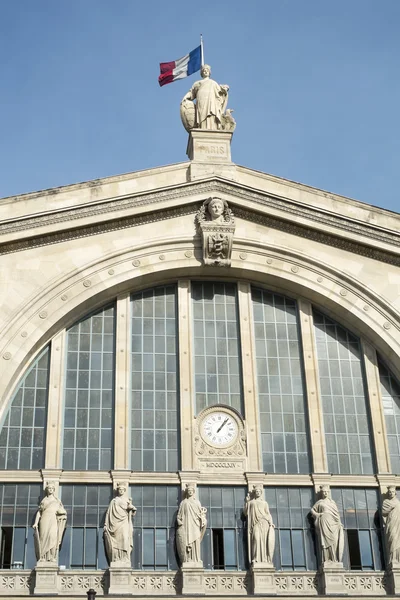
[
  {"x1": 361, "y1": 338, "x2": 391, "y2": 474},
  {"x1": 114, "y1": 293, "x2": 131, "y2": 470}
]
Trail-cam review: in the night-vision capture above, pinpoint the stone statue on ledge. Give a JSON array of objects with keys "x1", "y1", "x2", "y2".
[
  {"x1": 176, "y1": 483, "x2": 207, "y2": 566},
  {"x1": 382, "y1": 485, "x2": 400, "y2": 565},
  {"x1": 243, "y1": 485, "x2": 275, "y2": 565},
  {"x1": 311, "y1": 485, "x2": 344, "y2": 564},
  {"x1": 32, "y1": 481, "x2": 67, "y2": 564},
  {"x1": 196, "y1": 197, "x2": 235, "y2": 266},
  {"x1": 104, "y1": 482, "x2": 136, "y2": 565},
  {"x1": 180, "y1": 64, "x2": 235, "y2": 132}
]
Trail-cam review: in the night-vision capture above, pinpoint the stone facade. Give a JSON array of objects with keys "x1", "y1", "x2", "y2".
[{"x1": 0, "y1": 129, "x2": 400, "y2": 598}]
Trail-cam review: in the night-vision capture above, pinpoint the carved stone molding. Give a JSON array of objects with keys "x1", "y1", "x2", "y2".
[{"x1": 2, "y1": 177, "x2": 400, "y2": 267}]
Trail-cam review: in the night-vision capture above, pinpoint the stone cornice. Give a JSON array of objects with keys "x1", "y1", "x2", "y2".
[{"x1": 0, "y1": 178, "x2": 399, "y2": 264}]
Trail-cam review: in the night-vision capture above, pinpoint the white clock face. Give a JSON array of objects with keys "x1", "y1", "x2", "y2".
[{"x1": 201, "y1": 411, "x2": 238, "y2": 446}]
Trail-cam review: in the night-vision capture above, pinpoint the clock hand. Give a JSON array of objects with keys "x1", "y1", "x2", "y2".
[{"x1": 216, "y1": 417, "x2": 229, "y2": 433}]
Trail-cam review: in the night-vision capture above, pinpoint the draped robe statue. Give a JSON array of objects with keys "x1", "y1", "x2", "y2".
[
  {"x1": 104, "y1": 483, "x2": 136, "y2": 565},
  {"x1": 243, "y1": 486, "x2": 275, "y2": 565},
  {"x1": 32, "y1": 482, "x2": 67, "y2": 564},
  {"x1": 180, "y1": 65, "x2": 234, "y2": 132},
  {"x1": 176, "y1": 484, "x2": 207, "y2": 565},
  {"x1": 382, "y1": 486, "x2": 400, "y2": 565},
  {"x1": 311, "y1": 485, "x2": 344, "y2": 564}
]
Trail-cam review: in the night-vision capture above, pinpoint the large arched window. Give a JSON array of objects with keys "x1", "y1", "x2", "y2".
[
  {"x1": 0, "y1": 348, "x2": 49, "y2": 470},
  {"x1": 0, "y1": 279, "x2": 397, "y2": 575}
]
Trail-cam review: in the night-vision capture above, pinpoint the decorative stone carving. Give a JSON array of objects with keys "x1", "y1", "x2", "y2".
[
  {"x1": 383, "y1": 486, "x2": 400, "y2": 574},
  {"x1": 176, "y1": 483, "x2": 207, "y2": 566},
  {"x1": 243, "y1": 485, "x2": 275, "y2": 565},
  {"x1": 180, "y1": 64, "x2": 235, "y2": 132},
  {"x1": 196, "y1": 197, "x2": 235, "y2": 266},
  {"x1": 311, "y1": 485, "x2": 344, "y2": 565},
  {"x1": 103, "y1": 482, "x2": 136, "y2": 566},
  {"x1": 32, "y1": 481, "x2": 67, "y2": 564}
]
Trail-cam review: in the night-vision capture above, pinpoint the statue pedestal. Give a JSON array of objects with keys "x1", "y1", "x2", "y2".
[
  {"x1": 108, "y1": 563, "x2": 132, "y2": 595},
  {"x1": 181, "y1": 562, "x2": 205, "y2": 595},
  {"x1": 251, "y1": 562, "x2": 276, "y2": 595},
  {"x1": 320, "y1": 562, "x2": 347, "y2": 595},
  {"x1": 187, "y1": 129, "x2": 236, "y2": 181},
  {"x1": 387, "y1": 562, "x2": 400, "y2": 594},
  {"x1": 34, "y1": 562, "x2": 59, "y2": 595}
]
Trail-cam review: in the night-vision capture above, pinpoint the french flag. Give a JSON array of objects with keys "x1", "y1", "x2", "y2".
[{"x1": 158, "y1": 45, "x2": 201, "y2": 87}]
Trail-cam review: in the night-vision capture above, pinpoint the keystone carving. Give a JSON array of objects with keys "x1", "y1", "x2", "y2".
[{"x1": 196, "y1": 197, "x2": 235, "y2": 266}]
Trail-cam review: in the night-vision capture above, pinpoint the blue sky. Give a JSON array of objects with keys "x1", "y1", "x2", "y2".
[{"x1": 1, "y1": 1, "x2": 399, "y2": 212}]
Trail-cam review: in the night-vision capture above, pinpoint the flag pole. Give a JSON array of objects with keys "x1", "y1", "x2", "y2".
[{"x1": 200, "y1": 34, "x2": 204, "y2": 66}]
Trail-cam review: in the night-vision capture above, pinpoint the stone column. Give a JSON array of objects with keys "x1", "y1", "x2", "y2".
[
  {"x1": 361, "y1": 339, "x2": 391, "y2": 474},
  {"x1": 298, "y1": 299, "x2": 328, "y2": 474},
  {"x1": 178, "y1": 280, "x2": 195, "y2": 471},
  {"x1": 114, "y1": 293, "x2": 131, "y2": 470},
  {"x1": 44, "y1": 330, "x2": 66, "y2": 469},
  {"x1": 238, "y1": 282, "x2": 261, "y2": 471}
]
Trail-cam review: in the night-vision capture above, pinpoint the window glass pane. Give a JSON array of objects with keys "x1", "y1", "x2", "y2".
[
  {"x1": 223, "y1": 530, "x2": 237, "y2": 568},
  {"x1": 0, "y1": 484, "x2": 42, "y2": 568},
  {"x1": 192, "y1": 283, "x2": 243, "y2": 413},
  {"x1": 60, "y1": 485, "x2": 111, "y2": 569},
  {"x1": 314, "y1": 311, "x2": 374, "y2": 474},
  {"x1": 266, "y1": 487, "x2": 315, "y2": 571},
  {"x1": 252, "y1": 288, "x2": 310, "y2": 474},
  {"x1": 198, "y1": 486, "x2": 246, "y2": 570},
  {"x1": 130, "y1": 485, "x2": 179, "y2": 570},
  {"x1": 331, "y1": 488, "x2": 383, "y2": 571},
  {"x1": 63, "y1": 306, "x2": 115, "y2": 470},
  {"x1": 0, "y1": 348, "x2": 49, "y2": 470},
  {"x1": 378, "y1": 359, "x2": 400, "y2": 474},
  {"x1": 359, "y1": 530, "x2": 373, "y2": 569},
  {"x1": 155, "y1": 529, "x2": 167, "y2": 567},
  {"x1": 143, "y1": 529, "x2": 155, "y2": 566},
  {"x1": 280, "y1": 530, "x2": 292, "y2": 568},
  {"x1": 131, "y1": 286, "x2": 179, "y2": 471}
]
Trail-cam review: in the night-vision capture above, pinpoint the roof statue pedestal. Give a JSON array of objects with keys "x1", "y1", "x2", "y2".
[
  {"x1": 181, "y1": 64, "x2": 237, "y2": 181},
  {"x1": 187, "y1": 129, "x2": 236, "y2": 181}
]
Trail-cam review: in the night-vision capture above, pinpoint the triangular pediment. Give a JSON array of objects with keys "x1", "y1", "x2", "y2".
[{"x1": 0, "y1": 164, "x2": 399, "y2": 266}]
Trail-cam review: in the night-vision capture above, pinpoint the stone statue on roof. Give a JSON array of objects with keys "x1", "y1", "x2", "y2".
[{"x1": 180, "y1": 64, "x2": 236, "y2": 132}]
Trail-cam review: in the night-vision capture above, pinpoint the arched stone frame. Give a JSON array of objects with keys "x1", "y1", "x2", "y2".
[{"x1": 0, "y1": 236, "x2": 399, "y2": 476}]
